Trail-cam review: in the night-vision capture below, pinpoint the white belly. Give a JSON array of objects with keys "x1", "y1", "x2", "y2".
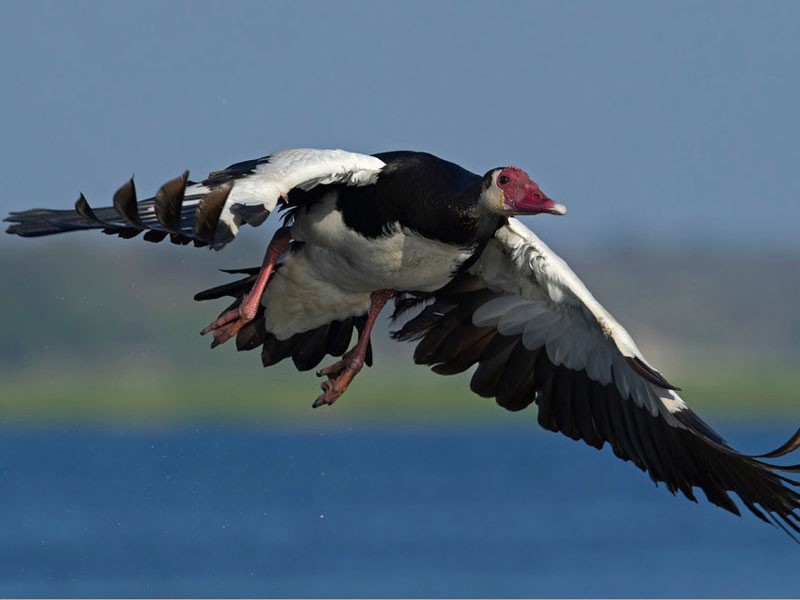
[
  {"x1": 262, "y1": 250, "x2": 371, "y2": 340},
  {"x1": 291, "y1": 193, "x2": 474, "y2": 294},
  {"x1": 261, "y1": 193, "x2": 475, "y2": 339}
]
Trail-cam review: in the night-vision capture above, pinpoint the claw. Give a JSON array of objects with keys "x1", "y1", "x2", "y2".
[
  {"x1": 200, "y1": 298, "x2": 255, "y2": 348},
  {"x1": 207, "y1": 319, "x2": 247, "y2": 348},
  {"x1": 310, "y1": 289, "x2": 394, "y2": 409},
  {"x1": 316, "y1": 359, "x2": 349, "y2": 380},
  {"x1": 313, "y1": 357, "x2": 361, "y2": 408}
]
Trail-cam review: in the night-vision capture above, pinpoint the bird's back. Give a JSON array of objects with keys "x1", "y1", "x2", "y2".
[{"x1": 345, "y1": 151, "x2": 490, "y2": 246}]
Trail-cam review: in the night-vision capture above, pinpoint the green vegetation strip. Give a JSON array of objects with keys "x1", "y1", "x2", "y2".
[{"x1": 2, "y1": 360, "x2": 799, "y2": 428}]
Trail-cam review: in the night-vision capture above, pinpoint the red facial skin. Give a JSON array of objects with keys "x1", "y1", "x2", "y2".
[{"x1": 497, "y1": 167, "x2": 566, "y2": 216}]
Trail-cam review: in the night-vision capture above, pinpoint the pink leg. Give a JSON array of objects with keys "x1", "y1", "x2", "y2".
[
  {"x1": 313, "y1": 289, "x2": 393, "y2": 408},
  {"x1": 201, "y1": 227, "x2": 292, "y2": 348}
]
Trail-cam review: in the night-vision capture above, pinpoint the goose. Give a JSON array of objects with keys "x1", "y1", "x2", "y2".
[{"x1": 6, "y1": 147, "x2": 800, "y2": 536}]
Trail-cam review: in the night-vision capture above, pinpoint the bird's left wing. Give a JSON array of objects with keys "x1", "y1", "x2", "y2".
[
  {"x1": 5, "y1": 148, "x2": 385, "y2": 249},
  {"x1": 394, "y1": 217, "x2": 800, "y2": 534}
]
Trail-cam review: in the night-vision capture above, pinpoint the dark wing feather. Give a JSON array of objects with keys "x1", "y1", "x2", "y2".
[
  {"x1": 394, "y1": 218, "x2": 800, "y2": 537},
  {"x1": 470, "y1": 335, "x2": 517, "y2": 398}
]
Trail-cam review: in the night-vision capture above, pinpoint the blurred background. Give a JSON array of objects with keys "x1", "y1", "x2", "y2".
[{"x1": 2, "y1": 0, "x2": 800, "y2": 597}]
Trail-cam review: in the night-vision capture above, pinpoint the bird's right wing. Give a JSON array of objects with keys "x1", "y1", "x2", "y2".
[
  {"x1": 5, "y1": 148, "x2": 386, "y2": 249},
  {"x1": 395, "y1": 217, "x2": 800, "y2": 535}
]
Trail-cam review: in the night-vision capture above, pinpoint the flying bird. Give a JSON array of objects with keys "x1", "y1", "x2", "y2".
[{"x1": 6, "y1": 148, "x2": 800, "y2": 536}]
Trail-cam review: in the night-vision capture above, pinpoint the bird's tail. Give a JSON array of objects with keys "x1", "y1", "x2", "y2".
[{"x1": 5, "y1": 172, "x2": 237, "y2": 249}]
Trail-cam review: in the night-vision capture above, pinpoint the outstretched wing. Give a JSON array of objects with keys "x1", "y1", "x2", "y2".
[
  {"x1": 5, "y1": 148, "x2": 385, "y2": 249},
  {"x1": 395, "y1": 217, "x2": 800, "y2": 534}
]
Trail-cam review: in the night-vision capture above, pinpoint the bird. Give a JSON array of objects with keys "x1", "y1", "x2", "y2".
[{"x1": 6, "y1": 147, "x2": 800, "y2": 536}]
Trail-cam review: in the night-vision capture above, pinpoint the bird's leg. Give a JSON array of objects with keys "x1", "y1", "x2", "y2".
[
  {"x1": 201, "y1": 226, "x2": 292, "y2": 348},
  {"x1": 313, "y1": 289, "x2": 393, "y2": 408}
]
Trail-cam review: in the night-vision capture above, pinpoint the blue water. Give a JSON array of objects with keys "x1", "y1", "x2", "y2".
[{"x1": 0, "y1": 424, "x2": 798, "y2": 598}]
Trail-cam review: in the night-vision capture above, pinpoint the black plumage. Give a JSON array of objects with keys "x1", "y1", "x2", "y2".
[{"x1": 397, "y1": 269, "x2": 800, "y2": 534}]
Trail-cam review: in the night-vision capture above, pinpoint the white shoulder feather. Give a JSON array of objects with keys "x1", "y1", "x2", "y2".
[
  {"x1": 472, "y1": 217, "x2": 687, "y2": 419},
  {"x1": 211, "y1": 148, "x2": 385, "y2": 244}
]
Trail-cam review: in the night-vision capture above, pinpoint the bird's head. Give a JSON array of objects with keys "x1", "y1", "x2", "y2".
[{"x1": 479, "y1": 167, "x2": 566, "y2": 217}]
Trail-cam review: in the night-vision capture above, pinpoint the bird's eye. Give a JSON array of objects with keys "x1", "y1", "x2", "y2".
[{"x1": 498, "y1": 175, "x2": 510, "y2": 185}]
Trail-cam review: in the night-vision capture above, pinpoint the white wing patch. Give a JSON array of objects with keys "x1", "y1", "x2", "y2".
[
  {"x1": 216, "y1": 149, "x2": 385, "y2": 242},
  {"x1": 472, "y1": 218, "x2": 688, "y2": 420}
]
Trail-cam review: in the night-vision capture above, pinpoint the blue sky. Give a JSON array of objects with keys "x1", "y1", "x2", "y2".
[{"x1": 1, "y1": 0, "x2": 799, "y2": 250}]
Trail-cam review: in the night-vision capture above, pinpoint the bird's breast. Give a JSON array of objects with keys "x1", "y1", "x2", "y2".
[{"x1": 291, "y1": 192, "x2": 475, "y2": 293}]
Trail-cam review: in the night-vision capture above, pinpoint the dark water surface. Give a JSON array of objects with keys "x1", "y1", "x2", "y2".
[{"x1": 0, "y1": 424, "x2": 798, "y2": 597}]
